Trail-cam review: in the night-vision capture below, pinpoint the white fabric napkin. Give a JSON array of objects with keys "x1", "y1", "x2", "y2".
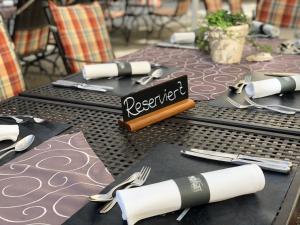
[
  {"x1": 170, "y1": 32, "x2": 196, "y2": 44},
  {"x1": 1, "y1": 0, "x2": 14, "y2": 6},
  {"x1": 245, "y1": 75, "x2": 300, "y2": 98},
  {"x1": 0, "y1": 125, "x2": 19, "y2": 141},
  {"x1": 82, "y1": 61, "x2": 151, "y2": 80},
  {"x1": 251, "y1": 21, "x2": 280, "y2": 38},
  {"x1": 116, "y1": 164, "x2": 265, "y2": 225}
]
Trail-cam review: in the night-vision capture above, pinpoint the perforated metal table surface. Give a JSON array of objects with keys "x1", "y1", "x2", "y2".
[
  {"x1": 21, "y1": 85, "x2": 300, "y2": 136},
  {"x1": 0, "y1": 96, "x2": 299, "y2": 225}
]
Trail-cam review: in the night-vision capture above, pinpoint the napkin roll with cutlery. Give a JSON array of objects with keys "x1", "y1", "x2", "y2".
[
  {"x1": 116, "y1": 164, "x2": 265, "y2": 225},
  {"x1": 170, "y1": 32, "x2": 196, "y2": 44},
  {"x1": 0, "y1": 125, "x2": 19, "y2": 141},
  {"x1": 82, "y1": 61, "x2": 151, "y2": 80},
  {"x1": 245, "y1": 75, "x2": 300, "y2": 98},
  {"x1": 251, "y1": 21, "x2": 280, "y2": 38}
]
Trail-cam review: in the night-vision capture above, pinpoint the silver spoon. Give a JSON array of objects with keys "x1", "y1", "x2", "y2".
[
  {"x1": 0, "y1": 115, "x2": 45, "y2": 123},
  {"x1": 0, "y1": 115, "x2": 23, "y2": 123},
  {"x1": 0, "y1": 135, "x2": 35, "y2": 160},
  {"x1": 136, "y1": 68, "x2": 165, "y2": 85}
]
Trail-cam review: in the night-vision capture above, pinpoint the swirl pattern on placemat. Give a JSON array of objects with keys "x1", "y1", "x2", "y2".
[
  {"x1": 0, "y1": 132, "x2": 114, "y2": 225},
  {"x1": 120, "y1": 41, "x2": 300, "y2": 100}
]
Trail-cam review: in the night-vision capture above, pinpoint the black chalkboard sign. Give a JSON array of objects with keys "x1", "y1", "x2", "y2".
[{"x1": 121, "y1": 76, "x2": 189, "y2": 121}]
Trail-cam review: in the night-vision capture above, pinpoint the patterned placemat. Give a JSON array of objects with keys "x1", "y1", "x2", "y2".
[{"x1": 0, "y1": 132, "x2": 114, "y2": 225}]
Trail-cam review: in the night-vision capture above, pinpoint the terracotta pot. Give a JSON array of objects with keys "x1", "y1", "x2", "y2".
[{"x1": 208, "y1": 24, "x2": 249, "y2": 64}]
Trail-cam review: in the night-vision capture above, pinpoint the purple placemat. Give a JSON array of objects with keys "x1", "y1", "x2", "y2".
[
  {"x1": 0, "y1": 132, "x2": 114, "y2": 225},
  {"x1": 120, "y1": 40, "x2": 300, "y2": 101}
]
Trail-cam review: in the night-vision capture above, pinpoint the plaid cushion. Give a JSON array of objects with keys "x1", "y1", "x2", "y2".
[
  {"x1": 256, "y1": 0, "x2": 300, "y2": 28},
  {"x1": 0, "y1": 17, "x2": 25, "y2": 100},
  {"x1": 13, "y1": 26, "x2": 50, "y2": 56},
  {"x1": 205, "y1": 0, "x2": 222, "y2": 12},
  {"x1": 205, "y1": 0, "x2": 242, "y2": 13},
  {"x1": 228, "y1": 0, "x2": 242, "y2": 13},
  {"x1": 176, "y1": 0, "x2": 191, "y2": 16},
  {"x1": 49, "y1": 1, "x2": 114, "y2": 73},
  {"x1": 135, "y1": 0, "x2": 161, "y2": 7}
]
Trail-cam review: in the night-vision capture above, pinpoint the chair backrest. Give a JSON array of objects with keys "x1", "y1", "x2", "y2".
[
  {"x1": 0, "y1": 16, "x2": 25, "y2": 100},
  {"x1": 256, "y1": 0, "x2": 300, "y2": 28},
  {"x1": 175, "y1": 0, "x2": 191, "y2": 16},
  {"x1": 13, "y1": 0, "x2": 50, "y2": 57},
  {"x1": 204, "y1": 0, "x2": 242, "y2": 14},
  {"x1": 48, "y1": 1, "x2": 114, "y2": 73}
]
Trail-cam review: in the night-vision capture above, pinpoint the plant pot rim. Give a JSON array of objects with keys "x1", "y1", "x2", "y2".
[{"x1": 209, "y1": 24, "x2": 249, "y2": 31}]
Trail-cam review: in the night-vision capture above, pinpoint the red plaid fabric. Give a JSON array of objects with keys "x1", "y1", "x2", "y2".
[
  {"x1": 49, "y1": 1, "x2": 114, "y2": 73},
  {"x1": 0, "y1": 17, "x2": 25, "y2": 100},
  {"x1": 205, "y1": 0, "x2": 242, "y2": 13},
  {"x1": 256, "y1": 0, "x2": 300, "y2": 28},
  {"x1": 13, "y1": 26, "x2": 50, "y2": 57}
]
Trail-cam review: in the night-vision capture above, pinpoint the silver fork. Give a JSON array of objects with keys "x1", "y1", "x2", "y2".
[
  {"x1": 244, "y1": 95, "x2": 300, "y2": 112},
  {"x1": 89, "y1": 172, "x2": 140, "y2": 202},
  {"x1": 226, "y1": 97, "x2": 296, "y2": 114},
  {"x1": 99, "y1": 166, "x2": 151, "y2": 213},
  {"x1": 236, "y1": 74, "x2": 252, "y2": 94}
]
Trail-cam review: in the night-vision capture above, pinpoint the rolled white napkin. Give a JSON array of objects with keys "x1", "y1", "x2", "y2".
[
  {"x1": 245, "y1": 75, "x2": 300, "y2": 99},
  {"x1": 0, "y1": 125, "x2": 19, "y2": 141},
  {"x1": 1, "y1": 0, "x2": 14, "y2": 7},
  {"x1": 251, "y1": 21, "x2": 280, "y2": 38},
  {"x1": 117, "y1": 164, "x2": 265, "y2": 225},
  {"x1": 170, "y1": 32, "x2": 196, "y2": 44},
  {"x1": 82, "y1": 61, "x2": 151, "y2": 80}
]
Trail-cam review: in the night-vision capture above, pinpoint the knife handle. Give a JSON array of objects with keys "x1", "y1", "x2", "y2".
[
  {"x1": 0, "y1": 125, "x2": 19, "y2": 142},
  {"x1": 232, "y1": 159, "x2": 291, "y2": 174}
]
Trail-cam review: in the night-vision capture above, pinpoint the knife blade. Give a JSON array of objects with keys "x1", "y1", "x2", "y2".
[
  {"x1": 156, "y1": 42, "x2": 198, "y2": 50},
  {"x1": 52, "y1": 80, "x2": 114, "y2": 91},
  {"x1": 181, "y1": 149, "x2": 291, "y2": 173},
  {"x1": 264, "y1": 72, "x2": 300, "y2": 77}
]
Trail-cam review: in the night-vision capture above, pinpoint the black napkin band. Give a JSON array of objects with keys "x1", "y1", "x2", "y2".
[
  {"x1": 174, "y1": 174, "x2": 210, "y2": 209},
  {"x1": 259, "y1": 23, "x2": 265, "y2": 34},
  {"x1": 277, "y1": 77, "x2": 297, "y2": 93},
  {"x1": 116, "y1": 62, "x2": 132, "y2": 76}
]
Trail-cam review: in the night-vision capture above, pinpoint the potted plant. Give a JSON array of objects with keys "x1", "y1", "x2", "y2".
[{"x1": 197, "y1": 10, "x2": 249, "y2": 64}]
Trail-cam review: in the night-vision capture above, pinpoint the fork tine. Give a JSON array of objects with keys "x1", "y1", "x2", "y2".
[
  {"x1": 142, "y1": 167, "x2": 151, "y2": 181},
  {"x1": 226, "y1": 97, "x2": 241, "y2": 108},
  {"x1": 138, "y1": 166, "x2": 146, "y2": 178}
]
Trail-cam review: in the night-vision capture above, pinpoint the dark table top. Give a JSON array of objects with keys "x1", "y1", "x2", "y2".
[
  {"x1": 10, "y1": 40, "x2": 300, "y2": 224},
  {"x1": 0, "y1": 96, "x2": 299, "y2": 225}
]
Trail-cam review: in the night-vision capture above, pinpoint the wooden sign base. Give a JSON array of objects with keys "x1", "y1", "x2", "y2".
[{"x1": 119, "y1": 99, "x2": 195, "y2": 132}]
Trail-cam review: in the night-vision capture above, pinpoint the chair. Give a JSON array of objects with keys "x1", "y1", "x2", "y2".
[
  {"x1": 12, "y1": 0, "x2": 59, "y2": 77},
  {"x1": 256, "y1": 0, "x2": 300, "y2": 28},
  {"x1": 149, "y1": 0, "x2": 191, "y2": 38},
  {"x1": 204, "y1": 0, "x2": 243, "y2": 14},
  {"x1": 46, "y1": 1, "x2": 114, "y2": 74},
  {"x1": 0, "y1": 16, "x2": 25, "y2": 100}
]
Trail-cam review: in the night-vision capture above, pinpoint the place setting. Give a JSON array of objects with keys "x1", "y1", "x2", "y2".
[
  {"x1": 0, "y1": 115, "x2": 71, "y2": 165},
  {"x1": 52, "y1": 61, "x2": 178, "y2": 97},
  {"x1": 63, "y1": 143, "x2": 295, "y2": 225},
  {"x1": 209, "y1": 71, "x2": 300, "y2": 115}
]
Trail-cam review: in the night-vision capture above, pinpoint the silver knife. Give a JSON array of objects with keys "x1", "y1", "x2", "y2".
[
  {"x1": 52, "y1": 80, "x2": 114, "y2": 92},
  {"x1": 156, "y1": 42, "x2": 198, "y2": 50},
  {"x1": 264, "y1": 72, "x2": 300, "y2": 77},
  {"x1": 181, "y1": 148, "x2": 292, "y2": 173}
]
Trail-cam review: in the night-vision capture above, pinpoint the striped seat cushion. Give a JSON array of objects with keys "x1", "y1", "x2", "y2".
[
  {"x1": 135, "y1": 0, "x2": 161, "y2": 7},
  {"x1": 13, "y1": 26, "x2": 50, "y2": 57},
  {"x1": 256, "y1": 0, "x2": 300, "y2": 28},
  {"x1": 205, "y1": 0, "x2": 242, "y2": 13},
  {"x1": 0, "y1": 17, "x2": 25, "y2": 100},
  {"x1": 49, "y1": 1, "x2": 114, "y2": 73}
]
